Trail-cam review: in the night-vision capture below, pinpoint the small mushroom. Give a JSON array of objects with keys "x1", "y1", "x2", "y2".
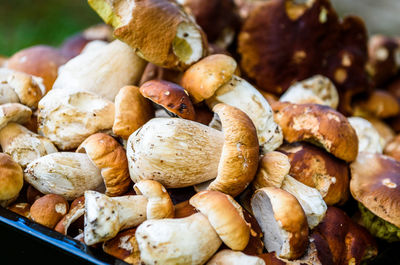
[
  {"x1": 37, "y1": 88, "x2": 115, "y2": 150},
  {"x1": 54, "y1": 197, "x2": 85, "y2": 236},
  {"x1": 253, "y1": 151, "x2": 290, "y2": 189},
  {"x1": 30, "y1": 194, "x2": 69, "y2": 229},
  {"x1": 7, "y1": 45, "x2": 67, "y2": 93},
  {"x1": 0, "y1": 153, "x2": 23, "y2": 207},
  {"x1": 350, "y1": 152, "x2": 400, "y2": 242},
  {"x1": 348, "y1": 117, "x2": 383, "y2": 154},
  {"x1": 26, "y1": 185, "x2": 44, "y2": 204},
  {"x1": 24, "y1": 152, "x2": 105, "y2": 200},
  {"x1": 0, "y1": 103, "x2": 32, "y2": 131},
  {"x1": 181, "y1": 54, "x2": 283, "y2": 153},
  {"x1": 53, "y1": 40, "x2": 147, "y2": 101},
  {"x1": 76, "y1": 133, "x2": 132, "y2": 196},
  {"x1": 102, "y1": 228, "x2": 141, "y2": 265},
  {"x1": 353, "y1": 90, "x2": 400, "y2": 119},
  {"x1": 84, "y1": 180, "x2": 173, "y2": 245},
  {"x1": 89, "y1": 0, "x2": 208, "y2": 70},
  {"x1": 0, "y1": 123, "x2": 57, "y2": 168},
  {"x1": 272, "y1": 102, "x2": 358, "y2": 162},
  {"x1": 279, "y1": 75, "x2": 339, "y2": 109},
  {"x1": 140, "y1": 80, "x2": 195, "y2": 120},
  {"x1": 251, "y1": 187, "x2": 309, "y2": 260},
  {"x1": 207, "y1": 249, "x2": 265, "y2": 265},
  {"x1": 7, "y1": 202, "x2": 31, "y2": 219},
  {"x1": 113, "y1": 85, "x2": 154, "y2": 140}
]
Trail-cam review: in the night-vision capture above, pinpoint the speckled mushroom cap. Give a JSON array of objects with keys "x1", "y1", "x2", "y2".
[
  {"x1": 272, "y1": 102, "x2": 358, "y2": 162},
  {"x1": 350, "y1": 152, "x2": 400, "y2": 228},
  {"x1": 140, "y1": 80, "x2": 195, "y2": 120},
  {"x1": 238, "y1": 0, "x2": 369, "y2": 114},
  {"x1": 190, "y1": 190, "x2": 250, "y2": 251},
  {"x1": 278, "y1": 142, "x2": 349, "y2": 206}
]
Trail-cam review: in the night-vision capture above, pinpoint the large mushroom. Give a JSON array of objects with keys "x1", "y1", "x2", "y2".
[{"x1": 238, "y1": 0, "x2": 369, "y2": 114}]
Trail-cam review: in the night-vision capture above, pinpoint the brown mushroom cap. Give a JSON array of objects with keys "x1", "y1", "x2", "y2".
[
  {"x1": 113, "y1": 85, "x2": 154, "y2": 139},
  {"x1": 76, "y1": 133, "x2": 132, "y2": 196},
  {"x1": 103, "y1": 228, "x2": 140, "y2": 265},
  {"x1": 30, "y1": 194, "x2": 69, "y2": 229},
  {"x1": 140, "y1": 80, "x2": 195, "y2": 120},
  {"x1": 7, "y1": 202, "x2": 31, "y2": 219},
  {"x1": 26, "y1": 185, "x2": 44, "y2": 204},
  {"x1": 0, "y1": 153, "x2": 23, "y2": 203},
  {"x1": 384, "y1": 134, "x2": 400, "y2": 161},
  {"x1": 354, "y1": 90, "x2": 400, "y2": 119},
  {"x1": 208, "y1": 103, "x2": 259, "y2": 197},
  {"x1": 350, "y1": 152, "x2": 400, "y2": 228},
  {"x1": 238, "y1": 0, "x2": 369, "y2": 114},
  {"x1": 181, "y1": 54, "x2": 237, "y2": 103},
  {"x1": 312, "y1": 207, "x2": 378, "y2": 265},
  {"x1": 190, "y1": 190, "x2": 250, "y2": 251},
  {"x1": 272, "y1": 102, "x2": 358, "y2": 162},
  {"x1": 278, "y1": 142, "x2": 349, "y2": 205},
  {"x1": 253, "y1": 151, "x2": 290, "y2": 190},
  {"x1": 7, "y1": 45, "x2": 67, "y2": 93}
]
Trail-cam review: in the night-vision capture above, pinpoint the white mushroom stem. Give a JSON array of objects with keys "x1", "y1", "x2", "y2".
[
  {"x1": 206, "y1": 249, "x2": 265, "y2": 265},
  {"x1": 135, "y1": 213, "x2": 222, "y2": 265},
  {"x1": 206, "y1": 75, "x2": 283, "y2": 153},
  {"x1": 348, "y1": 117, "x2": 383, "y2": 154},
  {"x1": 127, "y1": 118, "x2": 224, "y2": 188}
]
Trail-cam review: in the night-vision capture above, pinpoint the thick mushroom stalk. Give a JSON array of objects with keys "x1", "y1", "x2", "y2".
[
  {"x1": 52, "y1": 40, "x2": 146, "y2": 101},
  {"x1": 88, "y1": 0, "x2": 207, "y2": 70},
  {"x1": 84, "y1": 180, "x2": 173, "y2": 245},
  {"x1": 348, "y1": 117, "x2": 383, "y2": 154},
  {"x1": 0, "y1": 123, "x2": 57, "y2": 168},
  {"x1": 181, "y1": 54, "x2": 283, "y2": 153},
  {"x1": 0, "y1": 103, "x2": 32, "y2": 131}
]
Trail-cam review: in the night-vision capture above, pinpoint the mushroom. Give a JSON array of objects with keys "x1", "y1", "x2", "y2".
[
  {"x1": 279, "y1": 75, "x2": 339, "y2": 109},
  {"x1": 54, "y1": 197, "x2": 85, "y2": 236},
  {"x1": 0, "y1": 153, "x2": 23, "y2": 207},
  {"x1": 272, "y1": 102, "x2": 358, "y2": 162},
  {"x1": 350, "y1": 152, "x2": 400, "y2": 242},
  {"x1": 102, "y1": 228, "x2": 140, "y2": 265},
  {"x1": 353, "y1": 90, "x2": 400, "y2": 119},
  {"x1": 140, "y1": 80, "x2": 195, "y2": 120},
  {"x1": 253, "y1": 151, "x2": 327, "y2": 229},
  {"x1": 366, "y1": 35, "x2": 400, "y2": 87},
  {"x1": 30, "y1": 194, "x2": 69, "y2": 229},
  {"x1": 0, "y1": 68, "x2": 44, "y2": 108},
  {"x1": 238, "y1": 0, "x2": 369, "y2": 114},
  {"x1": 24, "y1": 152, "x2": 105, "y2": 200},
  {"x1": 364, "y1": 116, "x2": 395, "y2": 148},
  {"x1": 26, "y1": 185, "x2": 44, "y2": 204},
  {"x1": 89, "y1": 0, "x2": 208, "y2": 71},
  {"x1": 84, "y1": 180, "x2": 174, "y2": 245},
  {"x1": 113, "y1": 85, "x2": 154, "y2": 140},
  {"x1": 312, "y1": 207, "x2": 378, "y2": 265},
  {"x1": 181, "y1": 54, "x2": 283, "y2": 153},
  {"x1": 348, "y1": 117, "x2": 383, "y2": 154},
  {"x1": 135, "y1": 190, "x2": 249, "y2": 265},
  {"x1": 0, "y1": 123, "x2": 57, "y2": 168},
  {"x1": 251, "y1": 187, "x2": 309, "y2": 260},
  {"x1": 76, "y1": 133, "x2": 132, "y2": 196},
  {"x1": 7, "y1": 202, "x2": 31, "y2": 219},
  {"x1": 0, "y1": 103, "x2": 32, "y2": 131},
  {"x1": 52, "y1": 40, "x2": 147, "y2": 101},
  {"x1": 207, "y1": 249, "x2": 265, "y2": 265},
  {"x1": 7, "y1": 45, "x2": 67, "y2": 93},
  {"x1": 37, "y1": 88, "x2": 115, "y2": 150},
  {"x1": 384, "y1": 134, "x2": 400, "y2": 161},
  {"x1": 139, "y1": 63, "x2": 183, "y2": 85},
  {"x1": 278, "y1": 142, "x2": 349, "y2": 205}
]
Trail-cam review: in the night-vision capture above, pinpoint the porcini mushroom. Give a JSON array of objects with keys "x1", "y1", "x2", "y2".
[
  {"x1": 0, "y1": 103, "x2": 32, "y2": 131},
  {"x1": 84, "y1": 180, "x2": 174, "y2": 245},
  {"x1": 88, "y1": 0, "x2": 208, "y2": 70},
  {"x1": 353, "y1": 90, "x2": 400, "y2": 119},
  {"x1": 30, "y1": 194, "x2": 69, "y2": 229},
  {"x1": 207, "y1": 249, "x2": 265, "y2": 265},
  {"x1": 52, "y1": 40, "x2": 146, "y2": 101},
  {"x1": 0, "y1": 123, "x2": 57, "y2": 168},
  {"x1": 0, "y1": 153, "x2": 23, "y2": 207},
  {"x1": 76, "y1": 133, "x2": 132, "y2": 196},
  {"x1": 251, "y1": 187, "x2": 309, "y2": 260},
  {"x1": 181, "y1": 54, "x2": 283, "y2": 153},
  {"x1": 350, "y1": 152, "x2": 400, "y2": 242},
  {"x1": 348, "y1": 117, "x2": 383, "y2": 154}
]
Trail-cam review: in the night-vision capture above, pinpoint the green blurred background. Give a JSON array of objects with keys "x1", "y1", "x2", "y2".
[{"x1": 1, "y1": 0, "x2": 400, "y2": 57}]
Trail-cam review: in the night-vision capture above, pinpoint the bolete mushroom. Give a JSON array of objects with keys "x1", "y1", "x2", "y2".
[
  {"x1": 207, "y1": 249, "x2": 265, "y2": 265},
  {"x1": 30, "y1": 194, "x2": 69, "y2": 229},
  {"x1": 0, "y1": 153, "x2": 23, "y2": 207},
  {"x1": 348, "y1": 117, "x2": 383, "y2": 154},
  {"x1": 0, "y1": 103, "x2": 32, "y2": 131}
]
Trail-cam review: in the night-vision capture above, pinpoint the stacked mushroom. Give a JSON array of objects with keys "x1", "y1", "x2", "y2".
[{"x1": 3, "y1": 0, "x2": 400, "y2": 264}]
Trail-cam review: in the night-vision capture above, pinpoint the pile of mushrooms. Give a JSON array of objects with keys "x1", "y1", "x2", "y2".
[{"x1": 1, "y1": 0, "x2": 400, "y2": 264}]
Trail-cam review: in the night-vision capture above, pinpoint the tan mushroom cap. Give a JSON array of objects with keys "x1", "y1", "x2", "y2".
[
  {"x1": 253, "y1": 151, "x2": 290, "y2": 190},
  {"x1": 7, "y1": 45, "x2": 67, "y2": 93},
  {"x1": 140, "y1": 80, "x2": 195, "y2": 120},
  {"x1": 0, "y1": 103, "x2": 32, "y2": 131},
  {"x1": 30, "y1": 194, "x2": 69, "y2": 229},
  {"x1": 181, "y1": 54, "x2": 237, "y2": 103},
  {"x1": 190, "y1": 190, "x2": 250, "y2": 251},
  {"x1": 278, "y1": 142, "x2": 349, "y2": 206},
  {"x1": 354, "y1": 90, "x2": 400, "y2": 118},
  {"x1": 0, "y1": 153, "x2": 23, "y2": 203},
  {"x1": 113, "y1": 85, "x2": 154, "y2": 139},
  {"x1": 350, "y1": 152, "x2": 400, "y2": 227},
  {"x1": 272, "y1": 102, "x2": 358, "y2": 162},
  {"x1": 7, "y1": 202, "x2": 31, "y2": 219},
  {"x1": 134, "y1": 179, "x2": 174, "y2": 220},
  {"x1": 103, "y1": 228, "x2": 140, "y2": 265},
  {"x1": 76, "y1": 133, "x2": 131, "y2": 197},
  {"x1": 208, "y1": 103, "x2": 259, "y2": 197}
]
